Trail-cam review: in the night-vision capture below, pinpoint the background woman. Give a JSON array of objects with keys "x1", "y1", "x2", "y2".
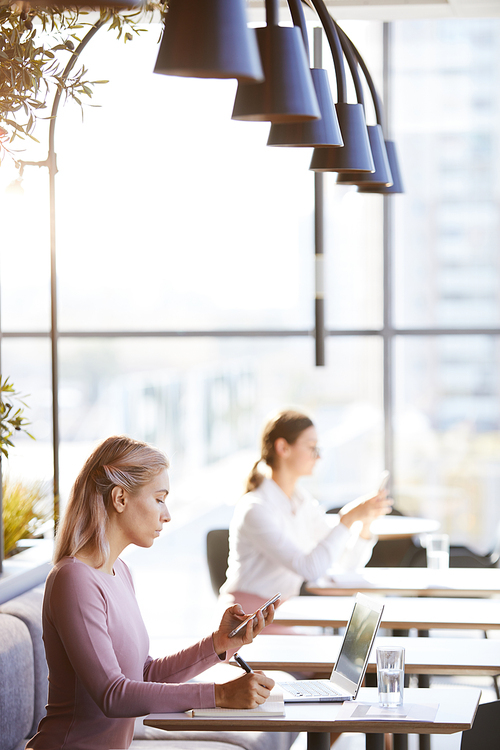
[
  {"x1": 220, "y1": 410, "x2": 391, "y2": 631},
  {"x1": 27, "y1": 435, "x2": 275, "y2": 750}
]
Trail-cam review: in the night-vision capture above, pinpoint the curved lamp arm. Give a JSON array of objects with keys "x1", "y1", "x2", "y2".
[
  {"x1": 48, "y1": 15, "x2": 108, "y2": 166},
  {"x1": 336, "y1": 24, "x2": 386, "y2": 130},
  {"x1": 337, "y1": 26, "x2": 385, "y2": 130},
  {"x1": 334, "y1": 21, "x2": 366, "y2": 110},
  {"x1": 287, "y1": 0, "x2": 310, "y2": 61},
  {"x1": 308, "y1": 0, "x2": 347, "y2": 102}
]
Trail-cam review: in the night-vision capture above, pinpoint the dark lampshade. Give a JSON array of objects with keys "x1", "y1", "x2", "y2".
[
  {"x1": 267, "y1": 67, "x2": 343, "y2": 147},
  {"x1": 309, "y1": 102, "x2": 374, "y2": 172},
  {"x1": 358, "y1": 140, "x2": 404, "y2": 194},
  {"x1": 232, "y1": 25, "x2": 321, "y2": 123},
  {"x1": 153, "y1": 0, "x2": 264, "y2": 83},
  {"x1": 336, "y1": 125, "x2": 392, "y2": 187}
]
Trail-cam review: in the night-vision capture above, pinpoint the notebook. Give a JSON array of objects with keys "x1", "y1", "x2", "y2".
[
  {"x1": 279, "y1": 592, "x2": 384, "y2": 703},
  {"x1": 187, "y1": 686, "x2": 285, "y2": 716}
]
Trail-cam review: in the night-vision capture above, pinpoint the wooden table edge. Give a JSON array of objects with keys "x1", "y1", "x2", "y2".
[
  {"x1": 238, "y1": 661, "x2": 500, "y2": 677},
  {"x1": 275, "y1": 617, "x2": 500, "y2": 630},
  {"x1": 143, "y1": 716, "x2": 475, "y2": 735},
  {"x1": 305, "y1": 586, "x2": 500, "y2": 598}
]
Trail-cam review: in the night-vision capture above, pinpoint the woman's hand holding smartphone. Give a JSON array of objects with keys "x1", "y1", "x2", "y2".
[
  {"x1": 212, "y1": 593, "x2": 281, "y2": 657},
  {"x1": 228, "y1": 592, "x2": 281, "y2": 637}
]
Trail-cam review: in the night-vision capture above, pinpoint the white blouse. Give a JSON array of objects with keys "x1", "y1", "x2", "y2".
[{"x1": 221, "y1": 478, "x2": 376, "y2": 601}]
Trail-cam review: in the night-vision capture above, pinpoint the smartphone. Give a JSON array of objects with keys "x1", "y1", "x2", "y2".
[
  {"x1": 228, "y1": 592, "x2": 281, "y2": 638},
  {"x1": 378, "y1": 470, "x2": 390, "y2": 492}
]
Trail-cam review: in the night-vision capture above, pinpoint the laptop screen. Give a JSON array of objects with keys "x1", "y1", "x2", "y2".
[{"x1": 334, "y1": 598, "x2": 382, "y2": 685}]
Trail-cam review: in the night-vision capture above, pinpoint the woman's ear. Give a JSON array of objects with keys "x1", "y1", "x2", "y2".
[
  {"x1": 274, "y1": 437, "x2": 290, "y2": 458},
  {"x1": 110, "y1": 485, "x2": 127, "y2": 514}
]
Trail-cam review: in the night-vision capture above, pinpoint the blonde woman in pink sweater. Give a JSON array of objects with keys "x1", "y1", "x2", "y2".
[{"x1": 27, "y1": 436, "x2": 276, "y2": 750}]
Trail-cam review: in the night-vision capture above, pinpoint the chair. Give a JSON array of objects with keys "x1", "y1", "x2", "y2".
[
  {"x1": 460, "y1": 699, "x2": 500, "y2": 749},
  {"x1": 206, "y1": 529, "x2": 230, "y2": 596},
  {"x1": 403, "y1": 522, "x2": 500, "y2": 568}
]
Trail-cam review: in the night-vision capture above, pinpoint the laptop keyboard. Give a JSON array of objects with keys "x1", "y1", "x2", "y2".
[{"x1": 281, "y1": 681, "x2": 344, "y2": 697}]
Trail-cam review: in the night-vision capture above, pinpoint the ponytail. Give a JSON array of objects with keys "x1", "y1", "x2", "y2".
[
  {"x1": 245, "y1": 409, "x2": 314, "y2": 494},
  {"x1": 245, "y1": 459, "x2": 266, "y2": 493}
]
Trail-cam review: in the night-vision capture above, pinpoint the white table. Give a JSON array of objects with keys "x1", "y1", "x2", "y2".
[
  {"x1": 144, "y1": 687, "x2": 481, "y2": 750},
  {"x1": 275, "y1": 595, "x2": 500, "y2": 631},
  {"x1": 234, "y1": 633, "x2": 500, "y2": 677},
  {"x1": 327, "y1": 515, "x2": 440, "y2": 541},
  {"x1": 306, "y1": 567, "x2": 500, "y2": 598}
]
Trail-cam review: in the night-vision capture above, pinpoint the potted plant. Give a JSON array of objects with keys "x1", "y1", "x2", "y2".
[
  {"x1": 2, "y1": 477, "x2": 49, "y2": 558},
  {"x1": 0, "y1": 375, "x2": 35, "y2": 571}
]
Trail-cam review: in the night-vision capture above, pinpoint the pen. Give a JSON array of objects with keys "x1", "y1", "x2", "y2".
[{"x1": 234, "y1": 652, "x2": 253, "y2": 674}]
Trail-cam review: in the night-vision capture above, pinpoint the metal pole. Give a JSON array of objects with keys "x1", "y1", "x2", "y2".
[
  {"x1": 382, "y1": 22, "x2": 394, "y2": 488},
  {"x1": 45, "y1": 18, "x2": 106, "y2": 531},
  {"x1": 314, "y1": 26, "x2": 325, "y2": 367}
]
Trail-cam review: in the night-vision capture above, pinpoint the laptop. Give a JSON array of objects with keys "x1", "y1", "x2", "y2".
[{"x1": 279, "y1": 593, "x2": 384, "y2": 703}]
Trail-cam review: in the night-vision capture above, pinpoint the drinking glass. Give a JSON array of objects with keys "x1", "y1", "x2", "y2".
[
  {"x1": 376, "y1": 647, "x2": 405, "y2": 707},
  {"x1": 426, "y1": 533, "x2": 450, "y2": 570}
]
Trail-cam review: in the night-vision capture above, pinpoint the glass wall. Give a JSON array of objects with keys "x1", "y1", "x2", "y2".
[
  {"x1": 392, "y1": 18, "x2": 500, "y2": 554},
  {"x1": 3, "y1": 14, "x2": 500, "y2": 635}
]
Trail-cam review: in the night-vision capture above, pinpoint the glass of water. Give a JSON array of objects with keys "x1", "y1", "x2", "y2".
[
  {"x1": 426, "y1": 533, "x2": 450, "y2": 569},
  {"x1": 376, "y1": 647, "x2": 405, "y2": 707}
]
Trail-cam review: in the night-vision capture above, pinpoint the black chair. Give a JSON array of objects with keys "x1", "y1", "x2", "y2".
[
  {"x1": 206, "y1": 529, "x2": 230, "y2": 596},
  {"x1": 460, "y1": 699, "x2": 500, "y2": 749},
  {"x1": 205, "y1": 528, "x2": 317, "y2": 598},
  {"x1": 403, "y1": 526, "x2": 500, "y2": 568}
]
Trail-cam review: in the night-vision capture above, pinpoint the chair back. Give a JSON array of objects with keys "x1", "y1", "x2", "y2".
[
  {"x1": 461, "y1": 699, "x2": 500, "y2": 749},
  {"x1": 206, "y1": 529, "x2": 230, "y2": 596}
]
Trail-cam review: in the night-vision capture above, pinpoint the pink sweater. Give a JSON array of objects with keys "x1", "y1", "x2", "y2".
[{"x1": 27, "y1": 557, "x2": 219, "y2": 750}]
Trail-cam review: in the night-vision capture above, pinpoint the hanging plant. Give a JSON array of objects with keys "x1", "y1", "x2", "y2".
[{"x1": 0, "y1": 3, "x2": 166, "y2": 162}]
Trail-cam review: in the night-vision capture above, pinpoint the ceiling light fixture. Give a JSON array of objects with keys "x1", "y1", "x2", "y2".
[
  {"x1": 153, "y1": 0, "x2": 264, "y2": 83},
  {"x1": 334, "y1": 24, "x2": 392, "y2": 188},
  {"x1": 267, "y1": 0, "x2": 343, "y2": 147},
  {"x1": 308, "y1": 0, "x2": 374, "y2": 173},
  {"x1": 231, "y1": 0, "x2": 321, "y2": 123}
]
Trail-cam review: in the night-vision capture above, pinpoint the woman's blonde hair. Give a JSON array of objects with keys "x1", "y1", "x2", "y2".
[
  {"x1": 246, "y1": 410, "x2": 314, "y2": 492},
  {"x1": 54, "y1": 435, "x2": 169, "y2": 567}
]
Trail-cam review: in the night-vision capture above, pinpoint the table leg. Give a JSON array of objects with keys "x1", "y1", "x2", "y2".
[
  {"x1": 306, "y1": 732, "x2": 331, "y2": 750},
  {"x1": 416, "y1": 629, "x2": 431, "y2": 750},
  {"x1": 394, "y1": 734, "x2": 408, "y2": 750},
  {"x1": 364, "y1": 674, "x2": 388, "y2": 750},
  {"x1": 365, "y1": 734, "x2": 384, "y2": 750}
]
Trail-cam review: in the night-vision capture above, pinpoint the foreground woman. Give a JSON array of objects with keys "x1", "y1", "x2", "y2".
[
  {"x1": 27, "y1": 436, "x2": 275, "y2": 750},
  {"x1": 220, "y1": 410, "x2": 391, "y2": 628}
]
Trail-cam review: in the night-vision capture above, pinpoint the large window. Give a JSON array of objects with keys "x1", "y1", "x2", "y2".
[
  {"x1": 392, "y1": 18, "x2": 500, "y2": 556},
  {"x1": 2, "y1": 15, "x2": 500, "y2": 636}
]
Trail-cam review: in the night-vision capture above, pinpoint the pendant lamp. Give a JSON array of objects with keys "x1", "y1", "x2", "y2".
[
  {"x1": 335, "y1": 26, "x2": 401, "y2": 191},
  {"x1": 231, "y1": 0, "x2": 321, "y2": 123},
  {"x1": 307, "y1": 0, "x2": 374, "y2": 173},
  {"x1": 337, "y1": 123, "x2": 392, "y2": 186},
  {"x1": 358, "y1": 140, "x2": 404, "y2": 193},
  {"x1": 267, "y1": 4, "x2": 342, "y2": 147},
  {"x1": 154, "y1": 0, "x2": 264, "y2": 83}
]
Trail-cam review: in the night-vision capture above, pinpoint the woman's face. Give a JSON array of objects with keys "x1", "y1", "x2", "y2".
[
  {"x1": 286, "y1": 425, "x2": 320, "y2": 477},
  {"x1": 119, "y1": 468, "x2": 171, "y2": 548}
]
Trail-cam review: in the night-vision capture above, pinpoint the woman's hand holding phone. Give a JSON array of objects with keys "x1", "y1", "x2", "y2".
[{"x1": 212, "y1": 593, "x2": 281, "y2": 656}]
